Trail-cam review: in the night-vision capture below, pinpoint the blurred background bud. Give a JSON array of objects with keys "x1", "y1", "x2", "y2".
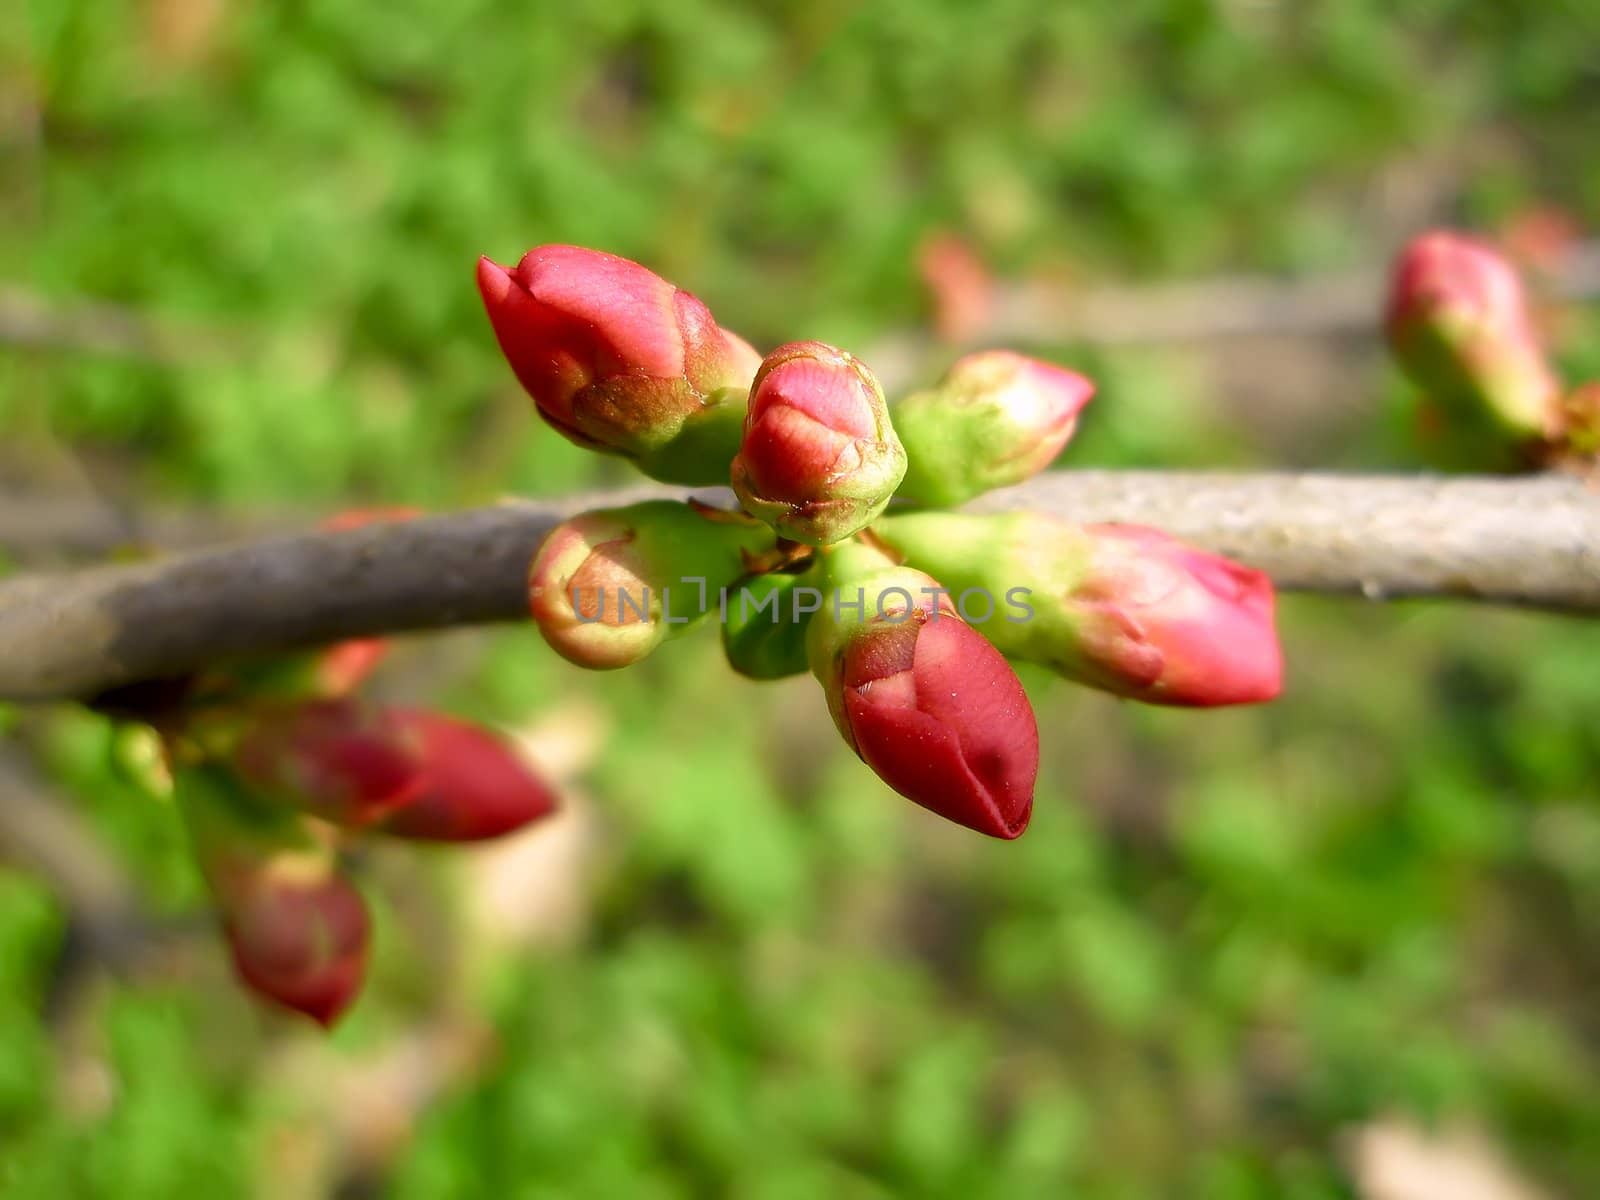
[
  {"x1": 1385, "y1": 230, "x2": 1563, "y2": 451},
  {"x1": 372, "y1": 710, "x2": 558, "y2": 842},
  {"x1": 231, "y1": 699, "x2": 424, "y2": 826},
  {"x1": 176, "y1": 767, "x2": 370, "y2": 1026},
  {"x1": 1559, "y1": 381, "x2": 1600, "y2": 459}
]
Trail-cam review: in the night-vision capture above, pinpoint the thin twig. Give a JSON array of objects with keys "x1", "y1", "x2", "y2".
[{"x1": 0, "y1": 472, "x2": 1594, "y2": 702}]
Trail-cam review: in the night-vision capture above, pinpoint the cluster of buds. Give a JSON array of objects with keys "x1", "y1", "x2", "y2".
[
  {"x1": 484, "y1": 245, "x2": 1284, "y2": 848},
  {"x1": 124, "y1": 510, "x2": 558, "y2": 1026},
  {"x1": 1384, "y1": 229, "x2": 1595, "y2": 469}
]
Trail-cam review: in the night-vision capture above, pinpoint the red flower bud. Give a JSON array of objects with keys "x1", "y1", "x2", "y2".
[
  {"x1": 231, "y1": 701, "x2": 556, "y2": 842},
  {"x1": 1385, "y1": 231, "x2": 1561, "y2": 441},
  {"x1": 223, "y1": 861, "x2": 370, "y2": 1027},
  {"x1": 177, "y1": 768, "x2": 370, "y2": 1026},
  {"x1": 373, "y1": 710, "x2": 558, "y2": 842},
  {"x1": 809, "y1": 567, "x2": 1038, "y2": 839},
  {"x1": 476, "y1": 245, "x2": 760, "y2": 482},
  {"x1": 232, "y1": 700, "x2": 425, "y2": 826},
  {"x1": 730, "y1": 341, "x2": 907, "y2": 544}
]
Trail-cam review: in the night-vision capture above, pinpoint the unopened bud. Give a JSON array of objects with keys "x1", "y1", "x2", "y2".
[
  {"x1": 528, "y1": 500, "x2": 776, "y2": 669},
  {"x1": 895, "y1": 351, "x2": 1095, "y2": 505},
  {"x1": 476, "y1": 245, "x2": 760, "y2": 484},
  {"x1": 731, "y1": 342, "x2": 906, "y2": 545},
  {"x1": 807, "y1": 557, "x2": 1038, "y2": 839},
  {"x1": 231, "y1": 699, "x2": 424, "y2": 826},
  {"x1": 874, "y1": 512, "x2": 1282, "y2": 707},
  {"x1": 177, "y1": 768, "x2": 369, "y2": 1026},
  {"x1": 1385, "y1": 231, "x2": 1561, "y2": 444},
  {"x1": 373, "y1": 710, "x2": 559, "y2": 842}
]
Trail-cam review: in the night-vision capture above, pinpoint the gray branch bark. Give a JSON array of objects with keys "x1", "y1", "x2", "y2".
[{"x1": 0, "y1": 472, "x2": 1596, "y2": 702}]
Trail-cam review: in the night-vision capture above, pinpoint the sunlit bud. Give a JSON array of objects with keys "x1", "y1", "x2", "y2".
[
  {"x1": 731, "y1": 341, "x2": 907, "y2": 545},
  {"x1": 895, "y1": 351, "x2": 1095, "y2": 505},
  {"x1": 476, "y1": 245, "x2": 760, "y2": 483},
  {"x1": 528, "y1": 500, "x2": 777, "y2": 669},
  {"x1": 807, "y1": 556, "x2": 1038, "y2": 839}
]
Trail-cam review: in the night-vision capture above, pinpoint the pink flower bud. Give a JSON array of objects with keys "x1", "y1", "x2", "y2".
[
  {"x1": 1385, "y1": 231, "x2": 1561, "y2": 441},
  {"x1": 1066, "y1": 524, "x2": 1282, "y2": 707},
  {"x1": 232, "y1": 700, "x2": 425, "y2": 826},
  {"x1": 730, "y1": 341, "x2": 907, "y2": 544},
  {"x1": 896, "y1": 350, "x2": 1095, "y2": 505},
  {"x1": 872, "y1": 512, "x2": 1282, "y2": 708},
  {"x1": 373, "y1": 711, "x2": 558, "y2": 842},
  {"x1": 476, "y1": 245, "x2": 760, "y2": 481},
  {"x1": 222, "y1": 862, "x2": 370, "y2": 1027},
  {"x1": 809, "y1": 568, "x2": 1038, "y2": 839}
]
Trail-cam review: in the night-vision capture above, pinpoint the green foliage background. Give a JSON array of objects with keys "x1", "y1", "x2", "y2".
[{"x1": 2, "y1": 2, "x2": 1600, "y2": 1196}]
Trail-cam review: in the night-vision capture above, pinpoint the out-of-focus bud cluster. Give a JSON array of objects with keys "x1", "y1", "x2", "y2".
[
  {"x1": 481, "y1": 242, "x2": 1286, "y2": 852},
  {"x1": 1384, "y1": 229, "x2": 1595, "y2": 469},
  {"x1": 119, "y1": 509, "x2": 558, "y2": 1026}
]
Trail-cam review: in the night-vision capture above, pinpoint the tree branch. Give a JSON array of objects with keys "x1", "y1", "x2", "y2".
[{"x1": 0, "y1": 472, "x2": 1595, "y2": 702}]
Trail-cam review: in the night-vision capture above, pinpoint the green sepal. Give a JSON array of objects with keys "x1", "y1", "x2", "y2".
[
  {"x1": 720, "y1": 558, "x2": 824, "y2": 680},
  {"x1": 632, "y1": 387, "x2": 750, "y2": 486}
]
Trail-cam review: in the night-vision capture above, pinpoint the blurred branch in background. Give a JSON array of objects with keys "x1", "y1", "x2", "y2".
[
  {"x1": 0, "y1": 285, "x2": 241, "y2": 365},
  {"x1": 977, "y1": 242, "x2": 1600, "y2": 345},
  {"x1": 0, "y1": 471, "x2": 1594, "y2": 703},
  {"x1": 867, "y1": 240, "x2": 1600, "y2": 389},
  {"x1": 7, "y1": 243, "x2": 1597, "y2": 378}
]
